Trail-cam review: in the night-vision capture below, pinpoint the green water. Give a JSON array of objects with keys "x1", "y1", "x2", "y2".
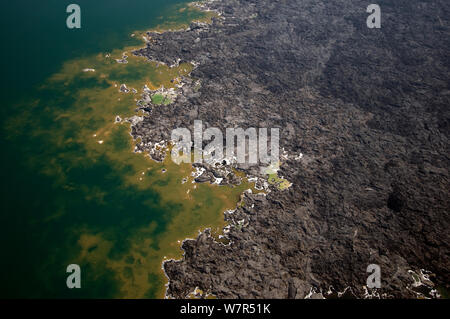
[{"x1": 0, "y1": 1, "x2": 248, "y2": 298}]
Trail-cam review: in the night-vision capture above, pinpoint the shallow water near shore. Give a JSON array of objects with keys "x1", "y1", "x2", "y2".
[{"x1": 0, "y1": 1, "x2": 249, "y2": 298}]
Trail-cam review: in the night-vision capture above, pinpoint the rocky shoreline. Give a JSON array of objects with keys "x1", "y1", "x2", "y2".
[{"x1": 131, "y1": 0, "x2": 449, "y2": 298}]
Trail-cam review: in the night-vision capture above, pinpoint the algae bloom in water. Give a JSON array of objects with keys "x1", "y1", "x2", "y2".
[
  {"x1": 2, "y1": 2, "x2": 244, "y2": 299},
  {"x1": 151, "y1": 93, "x2": 173, "y2": 105}
]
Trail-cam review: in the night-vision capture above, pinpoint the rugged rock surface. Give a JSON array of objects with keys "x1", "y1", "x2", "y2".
[{"x1": 132, "y1": 0, "x2": 449, "y2": 298}]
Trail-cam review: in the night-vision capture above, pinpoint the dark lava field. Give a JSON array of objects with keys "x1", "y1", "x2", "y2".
[{"x1": 133, "y1": 0, "x2": 449, "y2": 298}]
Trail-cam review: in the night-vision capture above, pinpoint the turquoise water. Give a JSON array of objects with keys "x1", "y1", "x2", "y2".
[
  {"x1": 1, "y1": 0, "x2": 184, "y2": 99},
  {"x1": 0, "y1": 0, "x2": 245, "y2": 298}
]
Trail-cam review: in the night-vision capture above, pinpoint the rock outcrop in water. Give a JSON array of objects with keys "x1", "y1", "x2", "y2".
[{"x1": 132, "y1": 0, "x2": 450, "y2": 298}]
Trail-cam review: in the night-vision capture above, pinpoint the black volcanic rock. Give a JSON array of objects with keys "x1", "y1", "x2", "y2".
[{"x1": 133, "y1": 0, "x2": 450, "y2": 298}]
